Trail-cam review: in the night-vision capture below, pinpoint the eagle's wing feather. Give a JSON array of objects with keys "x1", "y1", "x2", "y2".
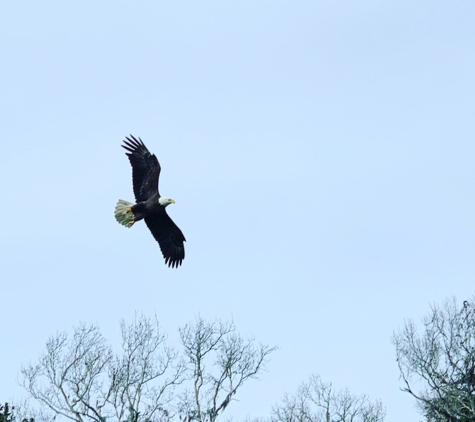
[
  {"x1": 145, "y1": 211, "x2": 186, "y2": 268},
  {"x1": 123, "y1": 135, "x2": 161, "y2": 202}
]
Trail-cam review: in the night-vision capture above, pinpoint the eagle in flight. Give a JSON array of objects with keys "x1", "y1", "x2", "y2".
[{"x1": 114, "y1": 136, "x2": 186, "y2": 268}]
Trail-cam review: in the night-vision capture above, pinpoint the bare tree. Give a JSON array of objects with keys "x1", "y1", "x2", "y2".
[
  {"x1": 108, "y1": 316, "x2": 187, "y2": 422},
  {"x1": 178, "y1": 317, "x2": 277, "y2": 422},
  {"x1": 21, "y1": 316, "x2": 185, "y2": 422},
  {"x1": 271, "y1": 374, "x2": 385, "y2": 422},
  {"x1": 393, "y1": 296, "x2": 475, "y2": 421},
  {"x1": 21, "y1": 324, "x2": 112, "y2": 422}
]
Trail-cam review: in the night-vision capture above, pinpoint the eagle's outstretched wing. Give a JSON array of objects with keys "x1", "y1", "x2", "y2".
[
  {"x1": 122, "y1": 135, "x2": 161, "y2": 202},
  {"x1": 145, "y1": 211, "x2": 186, "y2": 268}
]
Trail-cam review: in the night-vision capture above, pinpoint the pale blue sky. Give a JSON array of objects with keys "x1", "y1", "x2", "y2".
[{"x1": 1, "y1": 1, "x2": 475, "y2": 421}]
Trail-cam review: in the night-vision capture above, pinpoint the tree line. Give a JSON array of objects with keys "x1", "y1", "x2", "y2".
[{"x1": 6, "y1": 296, "x2": 475, "y2": 422}]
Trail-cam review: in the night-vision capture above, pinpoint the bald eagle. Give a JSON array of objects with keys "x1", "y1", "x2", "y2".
[{"x1": 114, "y1": 136, "x2": 186, "y2": 268}]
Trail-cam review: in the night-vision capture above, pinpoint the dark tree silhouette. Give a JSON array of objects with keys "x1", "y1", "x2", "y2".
[{"x1": 393, "y1": 296, "x2": 475, "y2": 421}]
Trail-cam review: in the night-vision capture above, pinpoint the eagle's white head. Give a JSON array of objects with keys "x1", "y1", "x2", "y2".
[{"x1": 159, "y1": 197, "x2": 176, "y2": 207}]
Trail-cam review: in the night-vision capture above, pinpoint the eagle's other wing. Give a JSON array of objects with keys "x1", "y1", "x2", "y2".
[
  {"x1": 145, "y1": 210, "x2": 186, "y2": 268},
  {"x1": 122, "y1": 135, "x2": 161, "y2": 202}
]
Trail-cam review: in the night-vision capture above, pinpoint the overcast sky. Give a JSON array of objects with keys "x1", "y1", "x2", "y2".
[{"x1": 1, "y1": 1, "x2": 475, "y2": 421}]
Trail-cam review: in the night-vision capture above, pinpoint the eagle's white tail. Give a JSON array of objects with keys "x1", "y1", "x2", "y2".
[{"x1": 115, "y1": 200, "x2": 135, "y2": 227}]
